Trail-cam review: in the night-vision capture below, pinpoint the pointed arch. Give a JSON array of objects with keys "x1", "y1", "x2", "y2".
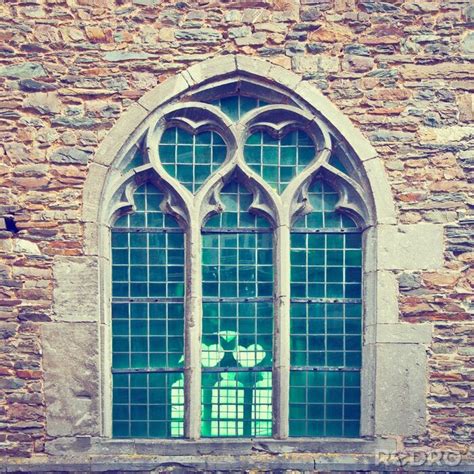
[{"x1": 82, "y1": 54, "x2": 399, "y2": 440}]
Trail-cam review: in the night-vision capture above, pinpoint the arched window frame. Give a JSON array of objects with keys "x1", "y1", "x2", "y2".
[
  {"x1": 73, "y1": 56, "x2": 436, "y2": 461},
  {"x1": 102, "y1": 75, "x2": 373, "y2": 441}
]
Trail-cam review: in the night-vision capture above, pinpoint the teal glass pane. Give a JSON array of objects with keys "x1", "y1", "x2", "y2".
[
  {"x1": 201, "y1": 371, "x2": 272, "y2": 437},
  {"x1": 293, "y1": 181, "x2": 358, "y2": 230},
  {"x1": 210, "y1": 95, "x2": 267, "y2": 121},
  {"x1": 203, "y1": 182, "x2": 271, "y2": 229},
  {"x1": 289, "y1": 371, "x2": 360, "y2": 437},
  {"x1": 111, "y1": 183, "x2": 185, "y2": 439},
  {"x1": 290, "y1": 232, "x2": 362, "y2": 299},
  {"x1": 328, "y1": 153, "x2": 349, "y2": 175},
  {"x1": 158, "y1": 127, "x2": 227, "y2": 193},
  {"x1": 289, "y1": 178, "x2": 362, "y2": 438},
  {"x1": 290, "y1": 303, "x2": 361, "y2": 368},
  {"x1": 122, "y1": 146, "x2": 144, "y2": 172},
  {"x1": 201, "y1": 180, "x2": 273, "y2": 437},
  {"x1": 112, "y1": 372, "x2": 184, "y2": 438},
  {"x1": 244, "y1": 130, "x2": 315, "y2": 193}
]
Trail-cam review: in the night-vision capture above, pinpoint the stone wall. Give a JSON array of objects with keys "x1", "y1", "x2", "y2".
[{"x1": 0, "y1": 0, "x2": 472, "y2": 470}]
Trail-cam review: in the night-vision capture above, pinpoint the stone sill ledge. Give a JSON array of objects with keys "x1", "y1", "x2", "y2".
[
  {"x1": 43, "y1": 435, "x2": 396, "y2": 456},
  {"x1": 3, "y1": 457, "x2": 474, "y2": 473}
]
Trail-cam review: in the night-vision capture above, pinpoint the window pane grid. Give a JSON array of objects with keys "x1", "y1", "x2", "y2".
[
  {"x1": 290, "y1": 233, "x2": 362, "y2": 300},
  {"x1": 244, "y1": 130, "x2": 315, "y2": 193},
  {"x1": 112, "y1": 183, "x2": 185, "y2": 439},
  {"x1": 112, "y1": 302, "x2": 185, "y2": 370},
  {"x1": 289, "y1": 180, "x2": 362, "y2": 438},
  {"x1": 204, "y1": 182, "x2": 271, "y2": 229},
  {"x1": 289, "y1": 370, "x2": 360, "y2": 437},
  {"x1": 293, "y1": 181, "x2": 357, "y2": 229},
  {"x1": 202, "y1": 371, "x2": 272, "y2": 438},
  {"x1": 159, "y1": 127, "x2": 227, "y2": 193},
  {"x1": 290, "y1": 302, "x2": 362, "y2": 368},
  {"x1": 201, "y1": 181, "x2": 273, "y2": 438},
  {"x1": 112, "y1": 372, "x2": 184, "y2": 438}
]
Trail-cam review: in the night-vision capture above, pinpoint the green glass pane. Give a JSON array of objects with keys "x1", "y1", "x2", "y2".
[
  {"x1": 211, "y1": 95, "x2": 264, "y2": 120},
  {"x1": 158, "y1": 127, "x2": 227, "y2": 193},
  {"x1": 203, "y1": 181, "x2": 271, "y2": 229},
  {"x1": 112, "y1": 372, "x2": 184, "y2": 438},
  {"x1": 244, "y1": 130, "x2": 315, "y2": 193},
  {"x1": 201, "y1": 371, "x2": 272, "y2": 437}
]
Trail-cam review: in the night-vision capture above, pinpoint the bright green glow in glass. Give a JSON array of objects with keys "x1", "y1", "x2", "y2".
[
  {"x1": 211, "y1": 95, "x2": 268, "y2": 121},
  {"x1": 158, "y1": 127, "x2": 227, "y2": 193},
  {"x1": 289, "y1": 180, "x2": 362, "y2": 438},
  {"x1": 111, "y1": 183, "x2": 185, "y2": 438},
  {"x1": 244, "y1": 130, "x2": 315, "y2": 193},
  {"x1": 201, "y1": 181, "x2": 273, "y2": 437}
]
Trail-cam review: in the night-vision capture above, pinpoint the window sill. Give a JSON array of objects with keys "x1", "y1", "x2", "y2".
[{"x1": 45, "y1": 435, "x2": 396, "y2": 456}]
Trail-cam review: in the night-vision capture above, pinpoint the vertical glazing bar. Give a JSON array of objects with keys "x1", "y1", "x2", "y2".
[
  {"x1": 184, "y1": 220, "x2": 202, "y2": 439},
  {"x1": 273, "y1": 222, "x2": 290, "y2": 438}
]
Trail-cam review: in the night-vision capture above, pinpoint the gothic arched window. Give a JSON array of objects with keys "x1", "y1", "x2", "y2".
[{"x1": 109, "y1": 86, "x2": 370, "y2": 440}]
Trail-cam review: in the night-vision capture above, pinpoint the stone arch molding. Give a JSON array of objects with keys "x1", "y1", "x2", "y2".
[
  {"x1": 83, "y1": 54, "x2": 397, "y2": 239},
  {"x1": 51, "y1": 53, "x2": 438, "y2": 452}
]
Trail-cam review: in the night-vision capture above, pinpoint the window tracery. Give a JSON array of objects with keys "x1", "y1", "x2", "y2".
[{"x1": 110, "y1": 90, "x2": 370, "y2": 440}]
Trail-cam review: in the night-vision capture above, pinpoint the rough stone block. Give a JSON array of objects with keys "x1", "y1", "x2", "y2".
[
  {"x1": 138, "y1": 74, "x2": 189, "y2": 112},
  {"x1": 93, "y1": 103, "x2": 148, "y2": 165},
  {"x1": 295, "y1": 81, "x2": 378, "y2": 162},
  {"x1": 377, "y1": 224, "x2": 444, "y2": 271},
  {"x1": 82, "y1": 162, "x2": 108, "y2": 223},
  {"x1": 363, "y1": 158, "x2": 397, "y2": 225},
  {"x1": 375, "y1": 343, "x2": 428, "y2": 436},
  {"x1": 187, "y1": 55, "x2": 237, "y2": 85},
  {"x1": 375, "y1": 323, "x2": 432, "y2": 344},
  {"x1": 53, "y1": 256, "x2": 99, "y2": 322},
  {"x1": 364, "y1": 270, "x2": 399, "y2": 327},
  {"x1": 42, "y1": 323, "x2": 100, "y2": 436}
]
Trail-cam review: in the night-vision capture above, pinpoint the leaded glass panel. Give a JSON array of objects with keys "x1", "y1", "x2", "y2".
[
  {"x1": 201, "y1": 181, "x2": 273, "y2": 437},
  {"x1": 158, "y1": 128, "x2": 227, "y2": 193},
  {"x1": 211, "y1": 95, "x2": 267, "y2": 121},
  {"x1": 111, "y1": 183, "x2": 185, "y2": 438},
  {"x1": 289, "y1": 180, "x2": 362, "y2": 438},
  {"x1": 244, "y1": 130, "x2": 315, "y2": 193}
]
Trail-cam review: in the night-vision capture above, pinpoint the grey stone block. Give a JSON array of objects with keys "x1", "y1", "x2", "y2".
[
  {"x1": 377, "y1": 224, "x2": 445, "y2": 270},
  {"x1": 53, "y1": 256, "x2": 99, "y2": 322},
  {"x1": 375, "y1": 343, "x2": 428, "y2": 436},
  {"x1": 42, "y1": 323, "x2": 100, "y2": 436}
]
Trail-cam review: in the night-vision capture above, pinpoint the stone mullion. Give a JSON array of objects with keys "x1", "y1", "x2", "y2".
[
  {"x1": 184, "y1": 214, "x2": 202, "y2": 439},
  {"x1": 273, "y1": 222, "x2": 291, "y2": 439}
]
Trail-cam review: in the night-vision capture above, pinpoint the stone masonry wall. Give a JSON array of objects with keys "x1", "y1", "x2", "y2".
[{"x1": 0, "y1": 0, "x2": 473, "y2": 467}]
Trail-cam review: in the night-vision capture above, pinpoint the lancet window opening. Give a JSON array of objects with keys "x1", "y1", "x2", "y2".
[{"x1": 109, "y1": 86, "x2": 371, "y2": 440}]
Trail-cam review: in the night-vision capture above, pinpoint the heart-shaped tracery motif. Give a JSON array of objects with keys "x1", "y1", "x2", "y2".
[
  {"x1": 244, "y1": 130, "x2": 316, "y2": 194},
  {"x1": 159, "y1": 127, "x2": 227, "y2": 193}
]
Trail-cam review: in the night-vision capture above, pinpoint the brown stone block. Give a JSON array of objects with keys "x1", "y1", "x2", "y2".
[
  {"x1": 16, "y1": 370, "x2": 42, "y2": 379},
  {"x1": 422, "y1": 272, "x2": 460, "y2": 288},
  {"x1": 401, "y1": 63, "x2": 474, "y2": 80},
  {"x1": 77, "y1": 0, "x2": 113, "y2": 7}
]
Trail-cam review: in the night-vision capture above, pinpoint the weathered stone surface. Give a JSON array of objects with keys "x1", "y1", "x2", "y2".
[
  {"x1": 103, "y1": 51, "x2": 153, "y2": 62},
  {"x1": 50, "y1": 147, "x2": 91, "y2": 165},
  {"x1": 23, "y1": 92, "x2": 61, "y2": 115},
  {"x1": 0, "y1": 62, "x2": 46, "y2": 79},
  {"x1": 53, "y1": 257, "x2": 99, "y2": 322},
  {"x1": 19, "y1": 79, "x2": 57, "y2": 92},
  {"x1": 377, "y1": 224, "x2": 444, "y2": 271},
  {"x1": 175, "y1": 29, "x2": 222, "y2": 42},
  {"x1": 42, "y1": 323, "x2": 99, "y2": 436},
  {"x1": 375, "y1": 343, "x2": 427, "y2": 435},
  {"x1": 0, "y1": 0, "x2": 472, "y2": 465}
]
